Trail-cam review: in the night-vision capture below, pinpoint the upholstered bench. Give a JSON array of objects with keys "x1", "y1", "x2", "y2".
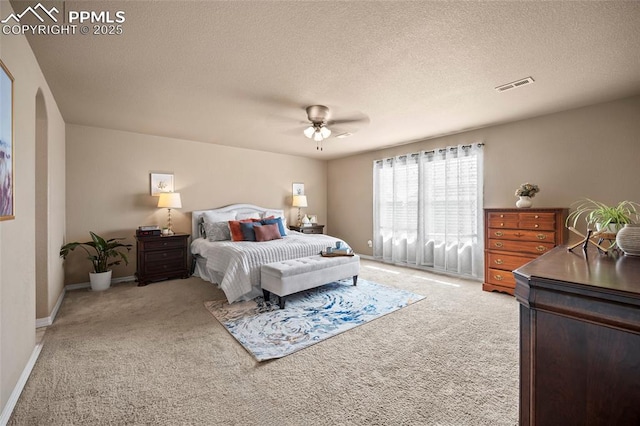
[{"x1": 261, "y1": 255, "x2": 360, "y2": 309}]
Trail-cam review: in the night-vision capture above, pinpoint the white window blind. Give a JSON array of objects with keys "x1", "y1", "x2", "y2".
[{"x1": 373, "y1": 144, "x2": 484, "y2": 278}]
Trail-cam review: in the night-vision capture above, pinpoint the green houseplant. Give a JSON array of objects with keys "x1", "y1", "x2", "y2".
[
  {"x1": 60, "y1": 231, "x2": 132, "y2": 291},
  {"x1": 566, "y1": 199, "x2": 640, "y2": 234}
]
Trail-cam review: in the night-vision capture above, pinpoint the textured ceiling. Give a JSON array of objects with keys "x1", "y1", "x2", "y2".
[{"x1": 13, "y1": 0, "x2": 640, "y2": 159}]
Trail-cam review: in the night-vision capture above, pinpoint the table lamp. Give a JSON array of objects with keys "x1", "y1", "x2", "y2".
[
  {"x1": 157, "y1": 192, "x2": 182, "y2": 235},
  {"x1": 292, "y1": 195, "x2": 308, "y2": 226}
]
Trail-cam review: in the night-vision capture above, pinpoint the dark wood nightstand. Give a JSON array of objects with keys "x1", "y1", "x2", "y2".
[
  {"x1": 289, "y1": 224, "x2": 325, "y2": 234},
  {"x1": 135, "y1": 233, "x2": 190, "y2": 285}
]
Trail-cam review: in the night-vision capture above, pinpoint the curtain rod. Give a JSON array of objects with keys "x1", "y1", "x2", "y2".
[{"x1": 375, "y1": 143, "x2": 484, "y2": 163}]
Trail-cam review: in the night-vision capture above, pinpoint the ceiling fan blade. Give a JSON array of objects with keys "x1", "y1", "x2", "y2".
[
  {"x1": 265, "y1": 111, "x2": 309, "y2": 127},
  {"x1": 281, "y1": 127, "x2": 308, "y2": 136},
  {"x1": 327, "y1": 112, "x2": 370, "y2": 126}
]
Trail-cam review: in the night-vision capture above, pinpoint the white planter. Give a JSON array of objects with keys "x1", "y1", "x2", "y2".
[
  {"x1": 89, "y1": 270, "x2": 112, "y2": 291},
  {"x1": 596, "y1": 223, "x2": 623, "y2": 235},
  {"x1": 516, "y1": 196, "x2": 533, "y2": 208}
]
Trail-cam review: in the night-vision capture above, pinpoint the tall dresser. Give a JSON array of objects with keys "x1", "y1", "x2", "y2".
[{"x1": 483, "y1": 208, "x2": 568, "y2": 295}]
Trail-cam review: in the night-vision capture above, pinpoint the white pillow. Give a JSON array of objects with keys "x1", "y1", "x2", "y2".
[
  {"x1": 263, "y1": 210, "x2": 284, "y2": 219},
  {"x1": 237, "y1": 212, "x2": 261, "y2": 221},
  {"x1": 202, "y1": 210, "x2": 237, "y2": 224}
]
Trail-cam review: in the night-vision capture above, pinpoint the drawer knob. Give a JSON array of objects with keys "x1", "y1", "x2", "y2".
[
  {"x1": 163, "y1": 242, "x2": 168, "y2": 246},
  {"x1": 515, "y1": 232, "x2": 523, "y2": 237},
  {"x1": 494, "y1": 231, "x2": 503, "y2": 237},
  {"x1": 500, "y1": 214, "x2": 504, "y2": 218},
  {"x1": 537, "y1": 234, "x2": 546, "y2": 240},
  {"x1": 534, "y1": 224, "x2": 539, "y2": 228},
  {"x1": 500, "y1": 223, "x2": 504, "y2": 227},
  {"x1": 536, "y1": 246, "x2": 546, "y2": 252},
  {"x1": 494, "y1": 274, "x2": 503, "y2": 281},
  {"x1": 534, "y1": 215, "x2": 539, "y2": 219},
  {"x1": 494, "y1": 259, "x2": 504, "y2": 265},
  {"x1": 494, "y1": 242, "x2": 504, "y2": 248},
  {"x1": 163, "y1": 253, "x2": 168, "y2": 257}
]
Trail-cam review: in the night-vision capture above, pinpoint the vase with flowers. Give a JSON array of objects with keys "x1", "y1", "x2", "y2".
[{"x1": 515, "y1": 183, "x2": 539, "y2": 208}]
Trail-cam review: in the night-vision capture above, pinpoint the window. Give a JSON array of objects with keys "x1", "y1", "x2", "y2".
[{"x1": 373, "y1": 144, "x2": 484, "y2": 278}]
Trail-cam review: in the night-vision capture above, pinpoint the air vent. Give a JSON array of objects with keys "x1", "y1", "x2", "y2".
[{"x1": 495, "y1": 77, "x2": 535, "y2": 92}]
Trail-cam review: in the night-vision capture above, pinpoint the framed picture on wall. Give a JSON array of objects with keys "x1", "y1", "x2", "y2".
[
  {"x1": 150, "y1": 173, "x2": 174, "y2": 196},
  {"x1": 0, "y1": 60, "x2": 14, "y2": 221},
  {"x1": 292, "y1": 182, "x2": 304, "y2": 195}
]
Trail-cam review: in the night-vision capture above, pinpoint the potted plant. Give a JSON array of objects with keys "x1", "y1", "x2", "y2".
[
  {"x1": 566, "y1": 199, "x2": 640, "y2": 235},
  {"x1": 60, "y1": 231, "x2": 132, "y2": 291},
  {"x1": 515, "y1": 183, "x2": 540, "y2": 208}
]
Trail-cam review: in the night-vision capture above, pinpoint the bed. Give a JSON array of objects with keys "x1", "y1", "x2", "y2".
[{"x1": 191, "y1": 204, "x2": 346, "y2": 303}]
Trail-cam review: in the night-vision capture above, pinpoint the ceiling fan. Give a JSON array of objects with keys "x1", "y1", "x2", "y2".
[{"x1": 301, "y1": 105, "x2": 369, "y2": 151}]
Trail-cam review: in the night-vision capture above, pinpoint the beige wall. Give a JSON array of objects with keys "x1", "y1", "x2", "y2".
[
  {"x1": 64, "y1": 124, "x2": 327, "y2": 284},
  {"x1": 327, "y1": 95, "x2": 640, "y2": 255},
  {"x1": 0, "y1": 0, "x2": 66, "y2": 416}
]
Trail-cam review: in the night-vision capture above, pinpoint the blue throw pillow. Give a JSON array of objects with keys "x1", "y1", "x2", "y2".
[
  {"x1": 262, "y1": 217, "x2": 286, "y2": 236},
  {"x1": 240, "y1": 221, "x2": 262, "y2": 241}
]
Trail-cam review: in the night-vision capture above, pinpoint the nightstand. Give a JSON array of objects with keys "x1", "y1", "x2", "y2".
[
  {"x1": 135, "y1": 233, "x2": 190, "y2": 285},
  {"x1": 289, "y1": 224, "x2": 325, "y2": 235}
]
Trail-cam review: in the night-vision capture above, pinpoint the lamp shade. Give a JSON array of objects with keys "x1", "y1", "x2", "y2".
[
  {"x1": 303, "y1": 126, "x2": 315, "y2": 138},
  {"x1": 157, "y1": 192, "x2": 182, "y2": 209},
  {"x1": 292, "y1": 195, "x2": 308, "y2": 208}
]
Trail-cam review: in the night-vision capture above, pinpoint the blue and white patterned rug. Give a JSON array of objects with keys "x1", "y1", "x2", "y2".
[{"x1": 204, "y1": 279, "x2": 425, "y2": 361}]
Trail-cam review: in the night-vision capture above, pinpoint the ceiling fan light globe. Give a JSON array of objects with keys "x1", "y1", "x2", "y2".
[
  {"x1": 320, "y1": 126, "x2": 331, "y2": 138},
  {"x1": 313, "y1": 131, "x2": 324, "y2": 142},
  {"x1": 303, "y1": 126, "x2": 315, "y2": 139}
]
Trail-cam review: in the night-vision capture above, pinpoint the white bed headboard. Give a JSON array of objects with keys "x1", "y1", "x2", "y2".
[{"x1": 191, "y1": 203, "x2": 285, "y2": 239}]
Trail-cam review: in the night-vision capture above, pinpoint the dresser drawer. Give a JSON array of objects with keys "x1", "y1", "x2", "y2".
[
  {"x1": 144, "y1": 248, "x2": 185, "y2": 263},
  {"x1": 144, "y1": 258, "x2": 185, "y2": 275},
  {"x1": 488, "y1": 239, "x2": 555, "y2": 255},
  {"x1": 302, "y1": 227, "x2": 324, "y2": 234},
  {"x1": 488, "y1": 218, "x2": 519, "y2": 229},
  {"x1": 519, "y1": 218, "x2": 556, "y2": 231},
  {"x1": 487, "y1": 253, "x2": 534, "y2": 271},
  {"x1": 488, "y1": 229, "x2": 556, "y2": 243},
  {"x1": 487, "y1": 268, "x2": 516, "y2": 289},
  {"x1": 519, "y1": 212, "x2": 556, "y2": 222},
  {"x1": 142, "y1": 238, "x2": 186, "y2": 250},
  {"x1": 488, "y1": 212, "x2": 519, "y2": 221}
]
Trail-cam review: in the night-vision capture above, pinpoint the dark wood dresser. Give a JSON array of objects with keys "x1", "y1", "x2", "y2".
[
  {"x1": 484, "y1": 208, "x2": 568, "y2": 295},
  {"x1": 135, "y1": 233, "x2": 190, "y2": 285},
  {"x1": 514, "y1": 246, "x2": 640, "y2": 425}
]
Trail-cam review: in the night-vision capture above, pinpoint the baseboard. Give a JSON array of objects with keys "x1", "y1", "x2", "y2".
[
  {"x1": 0, "y1": 341, "x2": 44, "y2": 426},
  {"x1": 65, "y1": 275, "x2": 135, "y2": 291},
  {"x1": 356, "y1": 253, "x2": 375, "y2": 261},
  {"x1": 35, "y1": 286, "x2": 67, "y2": 328}
]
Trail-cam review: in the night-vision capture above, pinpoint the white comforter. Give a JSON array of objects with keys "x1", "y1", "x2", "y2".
[{"x1": 191, "y1": 231, "x2": 345, "y2": 303}]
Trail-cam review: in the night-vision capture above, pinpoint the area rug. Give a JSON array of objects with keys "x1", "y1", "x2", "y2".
[{"x1": 204, "y1": 279, "x2": 425, "y2": 361}]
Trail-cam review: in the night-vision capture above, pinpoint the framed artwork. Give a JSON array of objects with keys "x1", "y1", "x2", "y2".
[
  {"x1": 292, "y1": 182, "x2": 304, "y2": 195},
  {"x1": 150, "y1": 173, "x2": 174, "y2": 196},
  {"x1": 0, "y1": 60, "x2": 14, "y2": 221}
]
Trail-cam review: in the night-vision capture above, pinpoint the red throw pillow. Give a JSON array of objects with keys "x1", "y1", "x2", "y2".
[
  {"x1": 229, "y1": 219, "x2": 254, "y2": 241},
  {"x1": 254, "y1": 223, "x2": 282, "y2": 242}
]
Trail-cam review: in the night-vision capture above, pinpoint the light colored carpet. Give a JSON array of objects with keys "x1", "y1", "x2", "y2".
[
  {"x1": 205, "y1": 279, "x2": 425, "y2": 361},
  {"x1": 9, "y1": 259, "x2": 518, "y2": 425}
]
